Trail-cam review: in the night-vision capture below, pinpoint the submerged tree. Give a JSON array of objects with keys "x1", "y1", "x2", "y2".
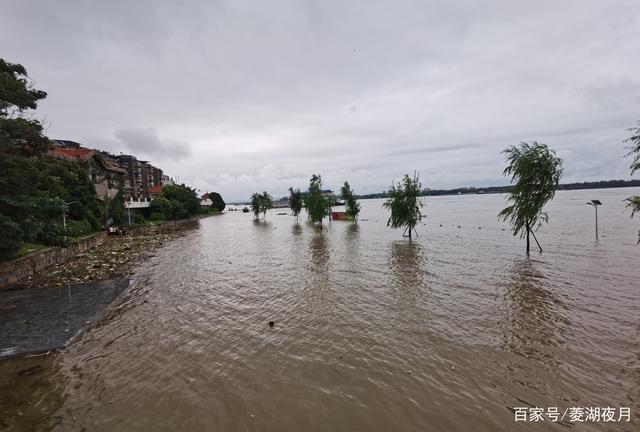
[
  {"x1": 304, "y1": 174, "x2": 331, "y2": 228},
  {"x1": 251, "y1": 191, "x2": 273, "y2": 220},
  {"x1": 340, "y1": 181, "x2": 360, "y2": 222},
  {"x1": 288, "y1": 187, "x2": 303, "y2": 222},
  {"x1": 383, "y1": 173, "x2": 423, "y2": 240},
  {"x1": 250, "y1": 193, "x2": 262, "y2": 219},
  {"x1": 498, "y1": 142, "x2": 563, "y2": 254},
  {"x1": 624, "y1": 121, "x2": 640, "y2": 244}
]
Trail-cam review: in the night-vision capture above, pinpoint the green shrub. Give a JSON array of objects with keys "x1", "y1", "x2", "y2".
[
  {"x1": 134, "y1": 213, "x2": 145, "y2": 224},
  {"x1": 65, "y1": 219, "x2": 93, "y2": 237},
  {"x1": 107, "y1": 191, "x2": 125, "y2": 225},
  {"x1": 0, "y1": 215, "x2": 23, "y2": 260},
  {"x1": 150, "y1": 197, "x2": 172, "y2": 220},
  {"x1": 149, "y1": 212, "x2": 165, "y2": 221},
  {"x1": 171, "y1": 200, "x2": 187, "y2": 219},
  {"x1": 37, "y1": 223, "x2": 67, "y2": 247},
  {"x1": 18, "y1": 217, "x2": 43, "y2": 243}
]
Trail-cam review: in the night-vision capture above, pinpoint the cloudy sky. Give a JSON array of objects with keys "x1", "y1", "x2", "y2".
[{"x1": 2, "y1": 0, "x2": 640, "y2": 201}]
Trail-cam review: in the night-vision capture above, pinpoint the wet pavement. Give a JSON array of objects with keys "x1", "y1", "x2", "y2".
[{"x1": 0, "y1": 279, "x2": 129, "y2": 359}]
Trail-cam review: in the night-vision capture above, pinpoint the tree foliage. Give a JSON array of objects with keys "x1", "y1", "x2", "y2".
[
  {"x1": 624, "y1": 121, "x2": 640, "y2": 244},
  {"x1": 498, "y1": 142, "x2": 563, "y2": 254},
  {"x1": 251, "y1": 191, "x2": 273, "y2": 219},
  {"x1": 209, "y1": 192, "x2": 226, "y2": 212},
  {"x1": 288, "y1": 187, "x2": 303, "y2": 222},
  {"x1": 383, "y1": 173, "x2": 423, "y2": 240},
  {"x1": 151, "y1": 184, "x2": 200, "y2": 220},
  {"x1": 162, "y1": 184, "x2": 201, "y2": 218},
  {"x1": 0, "y1": 59, "x2": 50, "y2": 157},
  {"x1": 0, "y1": 58, "x2": 104, "y2": 259},
  {"x1": 106, "y1": 190, "x2": 125, "y2": 225},
  {"x1": 150, "y1": 197, "x2": 173, "y2": 220},
  {"x1": 304, "y1": 174, "x2": 331, "y2": 227},
  {"x1": 340, "y1": 181, "x2": 360, "y2": 221},
  {"x1": 625, "y1": 121, "x2": 640, "y2": 175}
]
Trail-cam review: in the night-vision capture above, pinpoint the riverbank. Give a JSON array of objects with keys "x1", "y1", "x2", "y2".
[
  {"x1": 4, "y1": 218, "x2": 200, "y2": 290},
  {"x1": 0, "y1": 218, "x2": 202, "y2": 359}
]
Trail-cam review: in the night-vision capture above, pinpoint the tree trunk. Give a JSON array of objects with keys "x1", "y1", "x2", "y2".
[
  {"x1": 526, "y1": 223, "x2": 530, "y2": 255},
  {"x1": 408, "y1": 225, "x2": 412, "y2": 241}
]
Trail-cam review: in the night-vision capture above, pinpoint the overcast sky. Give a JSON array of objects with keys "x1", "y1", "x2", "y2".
[{"x1": 2, "y1": 0, "x2": 640, "y2": 201}]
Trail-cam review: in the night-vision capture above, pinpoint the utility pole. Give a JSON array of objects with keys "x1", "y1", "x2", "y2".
[{"x1": 587, "y1": 200, "x2": 602, "y2": 239}]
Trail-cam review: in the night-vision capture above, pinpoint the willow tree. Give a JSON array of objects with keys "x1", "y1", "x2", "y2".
[
  {"x1": 340, "y1": 181, "x2": 360, "y2": 222},
  {"x1": 624, "y1": 121, "x2": 640, "y2": 244},
  {"x1": 304, "y1": 174, "x2": 331, "y2": 228},
  {"x1": 288, "y1": 187, "x2": 303, "y2": 222},
  {"x1": 498, "y1": 142, "x2": 563, "y2": 254},
  {"x1": 250, "y1": 191, "x2": 273, "y2": 220},
  {"x1": 383, "y1": 173, "x2": 423, "y2": 240}
]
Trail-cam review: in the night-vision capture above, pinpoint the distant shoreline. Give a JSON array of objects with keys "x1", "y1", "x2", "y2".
[
  {"x1": 355, "y1": 179, "x2": 640, "y2": 200},
  {"x1": 229, "y1": 180, "x2": 640, "y2": 205}
]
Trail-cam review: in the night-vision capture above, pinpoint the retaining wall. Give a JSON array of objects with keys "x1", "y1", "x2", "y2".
[
  {"x1": 0, "y1": 218, "x2": 202, "y2": 290},
  {"x1": 0, "y1": 232, "x2": 107, "y2": 290}
]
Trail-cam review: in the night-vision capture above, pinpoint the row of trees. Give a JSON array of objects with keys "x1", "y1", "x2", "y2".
[
  {"x1": 251, "y1": 175, "x2": 363, "y2": 227},
  {"x1": 245, "y1": 132, "x2": 640, "y2": 255}
]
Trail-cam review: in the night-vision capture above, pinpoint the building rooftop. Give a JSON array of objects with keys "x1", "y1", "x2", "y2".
[{"x1": 51, "y1": 147, "x2": 95, "y2": 162}]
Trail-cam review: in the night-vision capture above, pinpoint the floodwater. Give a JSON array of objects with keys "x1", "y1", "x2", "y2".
[{"x1": 1, "y1": 187, "x2": 639, "y2": 431}]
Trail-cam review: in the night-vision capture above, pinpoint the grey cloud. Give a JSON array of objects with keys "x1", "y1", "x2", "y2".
[
  {"x1": 2, "y1": 0, "x2": 640, "y2": 201},
  {"x1": 113, "y1": 127, "x2": 191, "y2": 161}
]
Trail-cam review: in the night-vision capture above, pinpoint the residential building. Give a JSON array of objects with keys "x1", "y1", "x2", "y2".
[
  {"x1": 115, "y1": 155, "x2": 163, "y2": 199},
  {"x1": 50, "y1": 146, "x2": 126, "y2": 201}
]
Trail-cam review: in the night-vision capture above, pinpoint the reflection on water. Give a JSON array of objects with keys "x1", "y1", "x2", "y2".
[
  {"x1": 291, "y1": 222, "x2": 303, "y2": 236},
  {"x1": 1, "y1": 188, "x2": 639, "y2": 431},
  {"x1": 389, "y1": 241, "x2": 426, "y2": 293},
  {"x1": 499, "y1": 258, "x2": 570, "y2": 366}
]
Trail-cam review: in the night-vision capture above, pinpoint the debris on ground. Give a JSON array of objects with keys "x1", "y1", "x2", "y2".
[{"x1": 12, "y1": 231, "x2": 184, "y2": 289}]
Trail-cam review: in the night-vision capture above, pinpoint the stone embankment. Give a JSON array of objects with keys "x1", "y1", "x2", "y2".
[{"x1": 0, "y1": 218, "x2": 199, "y2": 290}]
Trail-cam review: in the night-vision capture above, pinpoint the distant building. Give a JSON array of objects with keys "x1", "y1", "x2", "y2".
[
  {"x1": 273, "y1": 197, "x2": 289, "y2": 208},
  {"x1": 50, "y1": 146, "x2": 127, "y2": 201},
  {"x1": 51, "y1": 140, "x2": 167, "y2": 201},
  {"x1": 51, "y1": 139, "x2": 82, "y2": 149},
  {"x1": 200, "y1": 192, "x2": 212, "y2": 208},
  {"x1": 115, "y1": 155, "x2": 163, "y2": 200},
  {"x1": 161, "y1": 174, "x2": 174, "y2": 186}
]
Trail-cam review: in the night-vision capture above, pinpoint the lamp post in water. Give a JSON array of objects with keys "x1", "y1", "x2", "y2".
[{"x1": 586, "y1": 200, "x2": 602, "y2": 239}]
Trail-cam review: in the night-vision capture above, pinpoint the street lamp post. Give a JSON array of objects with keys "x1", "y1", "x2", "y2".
[{"x1": 587, "y1": 200, "x2": 602, "y2": 239}]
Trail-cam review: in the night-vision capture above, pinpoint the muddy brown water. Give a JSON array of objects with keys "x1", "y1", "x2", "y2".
[{"x1": 1, "y1": 188, "x2": 639, "y2": 431}]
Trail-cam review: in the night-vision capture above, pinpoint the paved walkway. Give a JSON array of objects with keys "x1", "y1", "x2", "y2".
[{"x1": 0, "y1": 279, "x2": 129, "y2": 359}]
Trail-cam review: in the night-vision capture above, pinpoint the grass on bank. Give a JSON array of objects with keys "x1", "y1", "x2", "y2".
[{"x1": 14, "y1": 243, "x2": 49, "y2": 259}]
